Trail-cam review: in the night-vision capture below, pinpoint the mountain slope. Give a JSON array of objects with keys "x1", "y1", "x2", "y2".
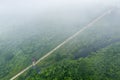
[
  {"x1": 0, "y1": 4, "x2": 109, "y2": 80},
  {"x1": 24, "y1": 42, "x2": 120, "y2": 80},
  {"x1": 17, "y1": 9, "x2": 120, "y2": 80}
]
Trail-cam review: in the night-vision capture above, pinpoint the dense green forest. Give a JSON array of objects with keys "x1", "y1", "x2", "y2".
[
  {"x1": 0, "y1": 0, "x2": 120, "y2": 80},
  {"x1": 0, "y1": 3, "x2": 109, "y2": 80},
  {"x1": 24, "y1": 42, "x2": 120, "y2": 80},
  {"x1": 17, "y1": 8, "x2": 120, "y2": 80}
]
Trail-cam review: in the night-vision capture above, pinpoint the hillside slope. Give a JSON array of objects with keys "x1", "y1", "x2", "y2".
[
  {"x1": 17, "y1": 9, "x2": 120, "y2": 80},
  {"x1": 25, "y1": 42, "x2": 120, "y2": 80},
  {"x1": 0, "y1": 4, "x2": 109, "y2": 80}
]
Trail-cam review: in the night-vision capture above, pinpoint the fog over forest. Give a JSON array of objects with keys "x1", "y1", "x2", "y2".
[{"x1": 0, "y1": 0, "x2": 120, "y2": 80}]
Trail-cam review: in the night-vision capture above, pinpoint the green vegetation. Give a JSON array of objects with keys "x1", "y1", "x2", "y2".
[
  {"x1": 25, "y1": 42, "x2": 120, "y2": 80},
  {"x1": 0, "y1": 4, "x2": 108, "y2": 80},
  {"x1": 0, "y1": 26, "x2": 79, "y2": 80},
  {"x1": 17, "y1": 9, "x2": 120, "y2": 80},
  {"x1": 0, "y1": 2, "x2": 120, "y2": 80}
]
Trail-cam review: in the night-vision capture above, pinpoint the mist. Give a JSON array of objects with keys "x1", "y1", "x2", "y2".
[
  {"x1": 0, "y1": 0, "x2": 120, "y2": 80},
  {"x1": 0, "y1": 0, "x2": 118, "y2": 35}
]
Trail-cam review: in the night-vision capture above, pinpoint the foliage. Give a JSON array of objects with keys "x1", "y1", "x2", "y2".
[{"x1": 25, "y1": 42, "x2": 120, "y2": 80}]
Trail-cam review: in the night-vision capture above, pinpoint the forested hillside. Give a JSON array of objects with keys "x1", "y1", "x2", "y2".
[
  {"x1": 24, "y1": 42, "x2": 120, "y2": 80},
  {"x1": 0, "y1": 0, "x2": 119, "y2": 80},
  {"x1": 0, "y1": 1, "x2": 111, "y2": 79},
  {"x1": 17, "y1": 8, "x2": 120, "y2": 80}
]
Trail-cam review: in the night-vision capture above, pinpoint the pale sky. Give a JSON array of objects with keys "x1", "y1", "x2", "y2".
[
  {"x1": 0, "y1": 0, "x2": 118, "y2": 14},
  {"x1": 0, "y1": 0, "x2": 119, "y2": 35}
]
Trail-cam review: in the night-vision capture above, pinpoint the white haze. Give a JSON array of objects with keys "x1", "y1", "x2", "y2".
[{"x1": 0, "y1": 0, "x2": 119, "y2": 35}]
